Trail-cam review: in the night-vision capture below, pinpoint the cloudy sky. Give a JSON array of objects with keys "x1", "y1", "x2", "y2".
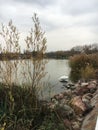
[{"x1": 0, "y1": 0, "x2": 98, "y2": 51}]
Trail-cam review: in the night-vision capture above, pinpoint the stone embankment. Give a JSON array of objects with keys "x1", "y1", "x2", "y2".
[{"x1": 47, "y1": 80, "x2": 98, "y2": 130}]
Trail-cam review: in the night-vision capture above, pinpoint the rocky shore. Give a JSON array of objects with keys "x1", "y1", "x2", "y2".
[{"x1": 46, "y1": 80, "x2": 98, "y2": 130}]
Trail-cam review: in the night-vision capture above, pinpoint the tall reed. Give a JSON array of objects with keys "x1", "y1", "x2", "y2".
[{"x1": 0, "y1": 13, "x2": 47, "y2": 129}]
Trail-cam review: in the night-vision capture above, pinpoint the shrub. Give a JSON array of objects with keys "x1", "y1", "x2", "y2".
[
  {"x1": 81, "y1": 65, "x2": 95, "y2": 81},
  {"x1": 37, "y1": 112, "x2": 65, "y2": 130},
  {"x1": 69, "y1": 53, "x2": 98, "y2": 82}
]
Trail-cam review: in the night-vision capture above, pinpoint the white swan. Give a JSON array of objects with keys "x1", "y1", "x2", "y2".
[{"x1": 59, "y1": 75, "x2": 68, "y2": 82}]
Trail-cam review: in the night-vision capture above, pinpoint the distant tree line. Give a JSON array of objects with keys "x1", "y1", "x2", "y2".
[
  {"x1": 0, "y1": 43, "x2": 98, "y2": 60},
  {"x1": 45, "y1": 50, "x2": 80, "y2": 59},
  {"x1": 71, "y1": 43, "x2": 98, "y2": 53},
  {"x1": 45, "y1": 43, "x2": 98, "y2": 59}
]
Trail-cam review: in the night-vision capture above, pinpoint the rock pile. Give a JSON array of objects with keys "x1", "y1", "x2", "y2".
[{"x1": 47, "y1": 80, "x2": 98, "y2": 130}]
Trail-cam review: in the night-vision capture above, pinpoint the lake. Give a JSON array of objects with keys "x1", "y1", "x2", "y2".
[
  {"x1": 0, "y1": 59, "x2": 70, "y2": 98},
  {"x1": 42, "y1": 59, "x2": 70, "y2": 98}
]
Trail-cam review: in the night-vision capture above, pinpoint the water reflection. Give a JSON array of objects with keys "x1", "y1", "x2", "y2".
[{"x1": 0, "y1": 59, "x2": 70, "y2": 98}]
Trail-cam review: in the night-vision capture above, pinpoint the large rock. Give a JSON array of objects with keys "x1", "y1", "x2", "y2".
[
  {"x1": 53, "y1": 93, "x2": 64, "y2": 100},
  {"x1": 87, "y1": 82, "x2": 97, "y2": 93},
  {"x1": 55, "y1": 104, "x2": 75, "y2": 119},
  {"x1": 81, "y1": 83, "x2": 89, "y2": 87},
  {"x1": 71, "y1": 96, "x2": 87, "y2": 114},
  {"x1": 63, "y1": 119, "x2": 72, "y2": 129},
  {"x1": 72, "y1": 121, "x2": 80, "y2": 130},
  {"x1": 81, "y1": 89, "x2": 98, "y2": 130},
  {"x1": 75, "y1": 86, "x2": 89, "y2": 96},
  {"x1": 82, "y1": 93, "x2": 93, "y2": 101}
]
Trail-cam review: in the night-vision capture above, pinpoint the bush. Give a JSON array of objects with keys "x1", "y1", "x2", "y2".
[
  {"x1": 38, "y1": 112, "x2": 65, "y2": 130},
  {"x1": 0, "y1": 84, "x2": 66, "y2": 130},
  {"x1": 0, "y1": 84, "x2": 51, "y2": 130},
  {"x1": 81, "y1": 65, "x2": 95, "y2": 81},
  {"x1": 69, "y1": 53, "x2": 98, "y2": 82}
]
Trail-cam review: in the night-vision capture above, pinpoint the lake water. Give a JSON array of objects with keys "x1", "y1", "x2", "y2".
[
  {"x1": 42, "y1": 59, "x2": 70, "y2": 98},
  {"x1": 0, "y1": 59, "x2": 70, "y2": 98}
]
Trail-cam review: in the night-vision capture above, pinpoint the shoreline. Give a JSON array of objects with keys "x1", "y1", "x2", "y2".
[{"x1": 46, "y1": 80, "x2": 98, "y2": 130}]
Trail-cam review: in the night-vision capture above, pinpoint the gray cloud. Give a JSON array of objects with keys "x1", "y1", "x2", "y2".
[
  {"x1": 61, "y1": 0, "x2": 98, "y2": 16},
  {"x1": 75, "y1": 14, "x2": 98, "y2": 27},
  {"x1": 0, "y1": 0, "x2": 98, "y2": 51},
  {"x1": 13, "y1": 0, "x2": 55, "y2": 7}
]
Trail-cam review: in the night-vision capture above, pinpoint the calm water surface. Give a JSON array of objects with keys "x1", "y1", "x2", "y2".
[
  {"x1": 43, "y1": 59, "x2": 70, "y2": 97},
  {"x1": 0, "y1": 59, "x2": 70, "y2": 98}
]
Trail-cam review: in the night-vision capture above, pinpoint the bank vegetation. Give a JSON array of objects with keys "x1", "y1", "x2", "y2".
[{"x1": 69, "y1": 53, "x2": 98, "y2": 82}]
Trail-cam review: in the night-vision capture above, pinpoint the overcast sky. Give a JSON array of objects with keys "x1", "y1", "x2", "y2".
[{"x1": 0, "y1": 0, "x2": 98, "y2": 51}]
